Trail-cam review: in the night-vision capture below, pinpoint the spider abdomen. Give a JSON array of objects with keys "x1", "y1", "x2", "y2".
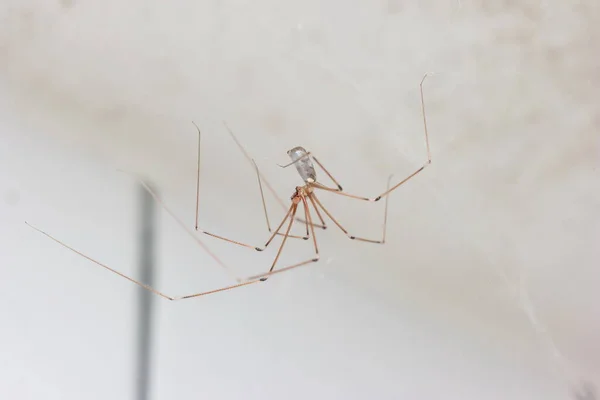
[{"x1": 287, "y1": 146, "x2": 317, "y2": 183}]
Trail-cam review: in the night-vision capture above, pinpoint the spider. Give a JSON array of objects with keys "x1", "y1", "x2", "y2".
[{"x1": 26, "y1": 74, "x2": 433, "y2": 300}]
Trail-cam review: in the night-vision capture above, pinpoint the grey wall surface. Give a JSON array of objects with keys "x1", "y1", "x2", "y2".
[{"x1": 1, "y1": 1, "x2": 598, "y2": 399}]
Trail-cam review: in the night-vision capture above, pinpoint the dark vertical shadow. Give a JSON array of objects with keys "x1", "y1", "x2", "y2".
[
  {"x1": 573, "y1": 382, "x2": 597, "y2": 400},
  {"x1": 135, "y1": 182, "x2": 157, "y2": 400}
]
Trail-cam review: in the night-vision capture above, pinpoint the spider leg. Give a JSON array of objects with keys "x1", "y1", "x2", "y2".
[
  {"x1": 310, "y1": 73, "x2": 433, "y2": 203},
  {"x1": 25, "y1": 222, "x2": 264, "y2": 300}
]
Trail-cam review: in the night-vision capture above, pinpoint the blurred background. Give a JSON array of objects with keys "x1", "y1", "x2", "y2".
[{"x1": 1, "y1": 1, "x2": 599, "y2": 399}]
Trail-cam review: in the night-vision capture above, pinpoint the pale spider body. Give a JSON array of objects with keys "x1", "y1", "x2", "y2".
[
  {"x1": 291, "y1": 184, "x2": 314, "y2": 203},
  {"x1": 287, "y1": 146, "x2": 316, "y2": 183}
]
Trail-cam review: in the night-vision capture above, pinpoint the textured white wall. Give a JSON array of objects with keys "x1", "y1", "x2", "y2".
[{"x1": 1, "y1": 1, "x2": 598, "y2": 399}]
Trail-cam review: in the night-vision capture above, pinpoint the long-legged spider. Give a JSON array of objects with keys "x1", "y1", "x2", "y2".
[{"x1": 26, "y1": 74, "x2": 433, "y2": 300}]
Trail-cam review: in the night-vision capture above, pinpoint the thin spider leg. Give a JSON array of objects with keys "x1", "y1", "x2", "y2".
[
  {"x1": 292, "y1": 190, "x2": 326, "y2": 230},
  {"x1": 310, "y1": 192, "x2": 385, "y2": 244},
  {"x1": 246, "y1": 197, "x2": 320, "y2": 281},
  {"x1": 202, "y1": 212, "x2": 307, "y2": 246},
  {"x1": 191, "y1": 123, "x2": 307, "y2": 249},
  {"x1": 222, "y1": 121, "x2": 290, "y2": 213},
  {"x1": 255, "y1": 158, "x2": 308, "y2": 240},
  {"x1": 260, "y1": 203, "x2": 296, "y2": 250},
  {"x1": 420, "y1": 73, "x2": 433, "y2": 164},
  {"x1": 267, "y1": 202, "x2": 299, "y2": 274},
  {"x1": 222, "y1": 122, "x2": 323, "y2": 230},
  {"x1": 381, "y1": 174, "x2": 393, "y2": 244},
  {"x1": 201, "y1": 203, "x2": 307, "y2": 249},
  {"x1": 311, "y1": 156, "x2": 343, "y2": 191},
  {"x1": 301, "y1": 196, "x2": 319, "y2": 255},
  {"x1": 307, "y1": 191, "x2": 327, "y2": 229},
  {"x1": 302, "y1": 196, "x2": 310, "y2": 238},
  {"x1": 192, "y1": 121, "x2": 306, "y2": 234},
  {"x1": 25, "y1": 222, "x2": 263, "y2": 300},
  {"x1": 277, "y1": 152, "x2": 311, "y2": 168},
  {"x1": 193, "y1": 121, "x2": 202, "y2": 230},
  {"x1": 177, "y1": 279, "x2": 262, "y2": 299},
  {"x1": 204, "y1": 202, "x2": 299, "y2": 252},
  {"x1": 297, "y1": 217, "x2": 326, "y2": 230},
  {"x1": 246, "y1": 258, "x2": 318, "y2": 281},
  {"x1": 253, "y1": 158, "x2": 271, "y2": 232},
  {"x1": 279, "y1": 232, "x2": 308, "y2": 240},
  {"x1": 308, "y1": 193, "x2": 351, "y2": 237},
  {"x1": 312, "y1": 164, "x2": 427, "y2": 202},
  {"x1": 311, "y1": 181, "x2": 371, "y2": 201},
  {"x1": 116, "y1": 171, "x2": 241, "y2": 281},
  {"x1": 202, "y1": 230, "x2": 305, "y2": 248},
  {"x1": 310, "y1": 73, "x2": 433, "y2": 203},
  {"x1": 123, "y1": 170, "x2": 303, "y2": 276}
]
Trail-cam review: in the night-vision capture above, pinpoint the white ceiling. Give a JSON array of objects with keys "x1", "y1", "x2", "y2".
[{"x1": 1, "y1": 1, "x2": 598, "y2": 399}]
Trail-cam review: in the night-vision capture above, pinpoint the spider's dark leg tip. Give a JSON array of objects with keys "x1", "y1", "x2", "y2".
[
  {"x1": 255, "y1": 247, "x2": 263, "y2": 252},
  {"x1": 374, "y1": 196, "x2": 382, "y2": 202},
  {"x1": 260, "y1": 278, "x2": 268, "y2": 282},
  {"x1": 312, "y1": 258, "x2": 319, "y2": 262},
  {"x1": 303, "y1": 237, "x2": 309, "y2": 240},
  {"x1": 337, "y1": 185, "x2": 343, "y2": 191},
  {"x1": 349, "y1": 236, "x2": 356, "y2": 240}
]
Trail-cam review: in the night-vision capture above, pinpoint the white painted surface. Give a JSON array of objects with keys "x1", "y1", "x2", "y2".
[{"x1": 1, "y1": 1, "x2": 598, "y2": 399}]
